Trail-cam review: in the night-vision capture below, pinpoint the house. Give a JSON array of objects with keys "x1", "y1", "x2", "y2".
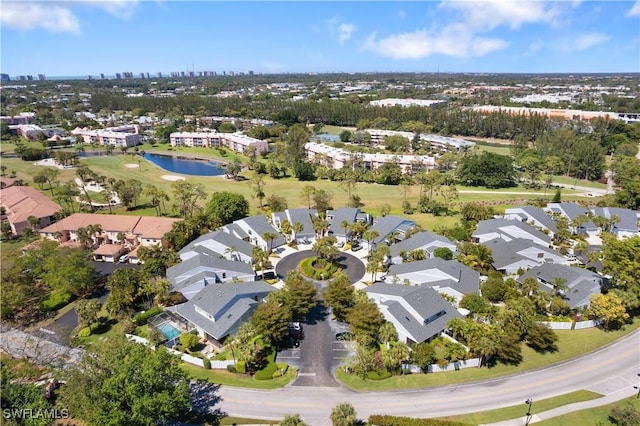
[
  {"x1": 0, "y1": 186, "x2": 61, "y2": 236},
  {"x1": 225, "y1": 215, "x2": 285, "y2": 251},
  {"x1": 272, "y1": 208, "x2": 317, "y2": 243},
  {"x1": 368, "y1": 215, "x2": 416, "y2": 249},
  {"x1": 386, "y1": 258, "x2": 480, "y2": 301},
  {"x1": 483, "y1": 238, "x2": 567, "y2": 275},
  {"x1": 180, "y1": 230, "x2": 255, "y2": 263},
  {"x1": 473, "y1": 219, "x2": 551, "y2": 247},
  {"x1": 39, "y1": 213, "x2": 180, "y2": 262},
  {"x1": 366, "y1": 284, "x2": 462, "y2": 345},
  {"x1": 589, "y1": 207, "x2": 639, "y2": 239},
  {"x1": 518, "y1": 264, "x2": 603, "y2": 309},
  {"x1": 546, "y1": 202, "x2": 598, "y2": 236},
  {"x1": 166, "y1": 254, "x2": 256, "y2": 300},
  {"x1": 503, "y1": 206, "x2": 557, "y2": 237},
  {"x1": 388, "y1": 230, "x2": 456, "y2": 265},
  {"x1": 169, "y1": 281, "x2": 274, "y2": 346},
  {"x1": 325, "y1": 207, "x2": 370, "y2": 243}
]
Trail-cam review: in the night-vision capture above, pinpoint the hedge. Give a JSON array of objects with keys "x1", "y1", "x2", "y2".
[
  {"x1": 78, "y1": 327, "x2": 91, "y2": 338},
  {"x1": 236, "y1": 361, "x2": 246, "y2": 374},
  {"x1": 202, "y1": 358, "x2": 211, "y2": 370},
  {"x1": 226, "y1": 364, "x2": 236, "y2": 373},
  {"x1": 39, "y1": 291, "x2": 75, "y2": 312},
  {"x1": 133, "y1": 306, "x2": 163, "y2": 326},
  {"x1": 367, "y1": 370, "x2": 392, "y2": 380},
  {"x1": 367, "y1": 415, "x2": 471, "y2": 426},
  {"x1": 299, "y1": 257, "x2": 339, "y2": 280}
]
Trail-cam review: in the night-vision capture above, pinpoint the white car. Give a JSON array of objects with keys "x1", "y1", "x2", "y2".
[{"x1": 119, "y1": 254, "x2": 129, "y2": 263}]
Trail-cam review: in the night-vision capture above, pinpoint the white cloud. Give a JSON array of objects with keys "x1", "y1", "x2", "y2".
[
  {"x1": 325, "y1": 17, "x2": 356, "y2": 45},
  {"x1": 627, "y1": 1, "x2": 640, "y2": 17},
  {"x1": 573, "y1": 32, "x2": 611, "y2": 50},
  {"x1": 363, "y1": 0, "x2": 566, "y2": 60},
  {"x1": 0, "y1": 2, "x2": 81, "y2": 33},
  {"x1": 338, "y1": 23, "x2": 356, "y2": 45},
  {"x1": 0, "y1": 0, "x2": 139, "y2": 33}
]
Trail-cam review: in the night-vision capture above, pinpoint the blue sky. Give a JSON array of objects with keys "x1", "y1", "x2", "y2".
[{"x1": 1, "y1": 1, "x2": 639, "y2": 76}]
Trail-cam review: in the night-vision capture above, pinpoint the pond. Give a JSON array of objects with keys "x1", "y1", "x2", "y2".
[{"x1": 143, "y1": 153, "x2": 225, "y2": 176}]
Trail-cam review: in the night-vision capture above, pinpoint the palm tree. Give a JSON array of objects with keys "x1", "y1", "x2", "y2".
[
  {"x1": 225, "y1": 246, "x2": 238, "y2": 261},
  {"x1": 262, "y1": 232, "x2": 278, "y2": 254},
  {"x1": 340, "y1": 219, "x2": 351, "y2": 242},
  {"x1": 292, "y1": 222, "x2": 304, "y2": 242},
  {"x1": 280, "y1": 219, "x2": 292, "y2": 243},
  {"x1": 362, "y1": 229, "x2": 380, "y2": 255},
  {"x1": 330, "y1": 403, "x2": 357, "y2": 426}
]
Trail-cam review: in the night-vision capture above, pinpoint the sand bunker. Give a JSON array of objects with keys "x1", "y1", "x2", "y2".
[
  {"x1": 125, "y1": 163, "x2": 140, "y2": 168},
  {"x1": 161, "y1": 175, "x2": 186, "y2": 181}
]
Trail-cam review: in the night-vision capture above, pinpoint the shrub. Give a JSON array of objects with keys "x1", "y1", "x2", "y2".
[
  {"x1": 366, "y1": 369, "x2": 392, "y2": 380},
  {"x1": 367, "y1": 415, "x2": 470, "y2": 426},
  {"x1": 179, "y1": 332, "x2": 200, "y2": 351},
  {"x1": 39, "y1": 291, "x2": 75, "y2": 312},
  {"x1": 120, "y1": 319, "x2": 136, "y2": 334},
  {"x1": 276, "y1": 363, "x2": 289, "y2": 373},
  {"x1": 78, "y1": 327, "x2": 91, "y2": 338},
  {"x1": 236, "y1": 361, "x2": 246, "y2": 374},
  {"x1": 202, "y1": 358, "x2": 211, "y2": 370},
  {"x1": 226, "y1": 364, "x2": 236, "y2": 373},
  {"x1": 272, "y1": 370, "x2": 282, "y2": 378},
  {"x1": 133, "y1": 306, "x2": 162, "y2": 326}
]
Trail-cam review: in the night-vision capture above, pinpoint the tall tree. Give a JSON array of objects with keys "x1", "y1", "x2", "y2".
[
  {"x1": 205, "y1": 191, "x2": 249, "y2": 227},
  {"x1": 324, "y1": 271, "x2": 355, "y2": 322},
  {"x1": 61, "y1": 335, "x2": 191, "y2": 425},
  {"x1": 251, "y1": 295, "x2": 292, "y2": 344},
  {"x1": 283, "y1": 271, "x2": 317, "y2": 321},
  {"x1": 172, "y1": 181, "x2": 206, "y2": 218}
]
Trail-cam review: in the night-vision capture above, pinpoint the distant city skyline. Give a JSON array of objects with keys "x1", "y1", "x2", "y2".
[{"x1": 1, "y1": 1, "x2": 639, "y2": 76}]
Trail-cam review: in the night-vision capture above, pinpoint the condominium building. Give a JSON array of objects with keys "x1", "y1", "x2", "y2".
[
  {"x1": 73, "y1": 125, "x2": 140, "y2": 147},
  {"x1": 304, "y1": 142, "x2": 436, "y2": 173},
  {"x1": 363, "y1": 129, "x2": 475, "y2": 153},
  {"x1": 470, "y1": 105, "x2": 619, "y2": 121},
  {"x1": 170, "y1": 131, "x2": 268, "y2": 154}
]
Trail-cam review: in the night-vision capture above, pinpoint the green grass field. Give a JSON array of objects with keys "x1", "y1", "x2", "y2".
[
  {"x1": 440, "y1": 390, "x2": 603, "y2": 425},
  {"x1": 536, "y1": 396, "x2": 640, "y2": 426},
  {"x1": 181, "y1": 363, "x2": 297, "y2": 389},
  {"x1": 335, "y1": 319, "x2": 640, "y2": 391},
  {"x1": 0, "y1": 150, "x2": 586, "y2": 233}
]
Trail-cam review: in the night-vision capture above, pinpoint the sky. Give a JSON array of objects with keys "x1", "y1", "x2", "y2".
[{"x1": 1, "y1": 0, "x2": 639, "y2": 77}]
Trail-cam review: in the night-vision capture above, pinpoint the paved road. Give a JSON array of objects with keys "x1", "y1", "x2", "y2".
[{"x1": 217, "y1": 329, "x2": 640, "y2": 425}]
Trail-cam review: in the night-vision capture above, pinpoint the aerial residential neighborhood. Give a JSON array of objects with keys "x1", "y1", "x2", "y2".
[{"x1": 1, "y1": 1, "x2": 640, "y2": 425}]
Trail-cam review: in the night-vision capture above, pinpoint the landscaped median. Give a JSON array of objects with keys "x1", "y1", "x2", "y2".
[{"x1": 335, "y1": 319, "x2": 640, "y2": 392}]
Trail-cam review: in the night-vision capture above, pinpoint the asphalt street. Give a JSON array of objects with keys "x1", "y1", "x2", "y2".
[
  {"x1": 274, "y1": 249, "x2": 366, "y2": 284},
  {"x1": 216, "y1": 329, "x2": 640, "y2": 426}
]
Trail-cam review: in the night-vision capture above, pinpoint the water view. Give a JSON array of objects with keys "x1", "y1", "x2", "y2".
[{"x1": 143, "y1": 152, "x2": 224, "y2": 176}]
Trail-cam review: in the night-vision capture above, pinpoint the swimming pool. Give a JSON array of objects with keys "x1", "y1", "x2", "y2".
[{"x1": 156, "y1": 322, "x2": 181, "y2": 340}]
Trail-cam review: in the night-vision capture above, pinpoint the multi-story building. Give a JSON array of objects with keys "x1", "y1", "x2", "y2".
[
  {"x1": 0, "y1": 112, "x2": 36, "y2": 125},
  {"x1": 362, "y1": 129, "x2": 475, "y2": 153},
  {"x1": 73, "y1": 125, "x2": 140, "y2": 147},
  {"x1": 170, "y1": 131, "x2": 268, "y2": 154},
  {"x1": 1, "y1": 186, "x2": 62, "y2": 236},
  {"x1": 304, "y1": 142, "x2": 436, "y2": 173}
]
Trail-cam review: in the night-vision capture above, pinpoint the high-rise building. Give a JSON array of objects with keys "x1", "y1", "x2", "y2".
[
  {"x1": 115, "y1": 73, "x2": 122, "y2": 79},
  {"x1": 38, "y1": 74, "x2": 46, "y2": 81},
  {"x1": 100, "y1": 73, "x2": 105, "y2": 79},
  {"x1": 26, "y1": 75, "x2": 33, "y2": 81},
  {"x1": 248, "y1": 70, "x2": 254, "y2": 76},
  {"x1": 157, "y1": 72, "x2": 162, "y2": 78},
  {"x1": 1, "y1": 73, "x2": 11, "y2": 81}
]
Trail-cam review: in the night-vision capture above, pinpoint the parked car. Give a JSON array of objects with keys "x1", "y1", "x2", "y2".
[
  {"x1": 337, "y1": 241, "x2": 345, "y2": 248},
  {"x1": 119, "y1": 254, "x2": 129, "y2": 263},
  {"x1": 351, "y1": 243, "x2": 362, "y2": 252}
]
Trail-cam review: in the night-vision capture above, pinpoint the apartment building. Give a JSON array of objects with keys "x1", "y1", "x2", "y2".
[
  {"x1": 73, "y1": 125, "x2": 140, "y2": 147},
  {"x1": 304, "y1": 142, "x2": 436, "y2": 173},
  {"x1": 1, "y1": 186, "x2": 62, "y2": 236},
  {"x1": 363, "y1": 129, "x2": 475, "y2": 153},
  {"x1": 170, "y1": 131, "x2": 268, "y2": 154}
]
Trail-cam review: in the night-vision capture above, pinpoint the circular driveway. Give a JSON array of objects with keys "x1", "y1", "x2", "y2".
[{"x1": 275, "y1": 249, "x2": 365, "y2": 284}]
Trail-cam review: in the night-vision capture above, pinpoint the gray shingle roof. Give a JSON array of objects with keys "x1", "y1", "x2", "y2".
[
  {"x1": 507, "y1": 206, "x2": 557, "y2": 233},
  {"x1": 484, "y1": 238, "x2": 561, "y2": 270},
  {"x1": 285, "y1": 208, "x2": 317, "y2": 237},
  {"x1": 240, "y1": 215, "x2": 285, "y2": 246},
  {"x1": 474, "y1": 219, "x2": 551, "y2": 245},
  {"x1": 222, "y1": 222, "x2": 249, "y2": 240},
  {"x1": 327, "y1": 207, "x2": 359, "y2": 237},
  {"x1": 389, "y1": 230, "x2": 455, "y2": 258},
  {"x1": 172, "y1": 281, "x2": 274, "y2": 340},
  {"x1": 387, "y1": 258, "x2": 480, "y2": 294},
  {"x1": 367, "y1": 284, "x2": 462, "y2": 343},
  {"x1": 370, "y1": 215, "x2": 416, "y2": 245},
  {"x1": 590, "y1": 207, "x2": 638, "y2": 233},
  {"x1": 518, "y1": 264, "x2": 602, "y2": 308},
  {"x1": 179, "y1": 230, "x2": 255, "y2": 258},
  {"x1": 167, "y1": 254, "x2": 254, "y2": 287}
]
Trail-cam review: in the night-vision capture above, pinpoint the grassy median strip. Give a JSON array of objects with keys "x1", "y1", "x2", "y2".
[
  {"x1": 336, "y1": 319, "x2": 640, "y2": 391},
  {"x1": 536, "y1": 395, "x2": 640, "y2": 426},
  {"x1": 182, "y1": 362, "x2": 297, "y2": 390},
  {"x1": 439, "y1": 390, "x2": 602, "y2": 425}
]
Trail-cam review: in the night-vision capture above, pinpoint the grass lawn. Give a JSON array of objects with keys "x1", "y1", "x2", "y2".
[
  {"x1": 551, "y1": 174, "x2": 607, "y2": 190},
  {"x1": 536, "y1": 396, "x2": 640, "y2": 426},
  {"x1": 182, "y1": 363, "x2": 297, "y2": 390},
  {"x1": 440, "y1": 390, "x2": 603, "y2": 425},
  {"x1": 320, "y1": 125, "x2": 354, "y2": 135},
  {"x1": 335, "y1": 318, "x2": 640, "y2": 391},
  {"x1": 472, "y1": 141, "x2": 512, "y2": 156}
]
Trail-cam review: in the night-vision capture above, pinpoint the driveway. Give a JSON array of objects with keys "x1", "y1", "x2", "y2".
[
  {"x1": 274, "y1": 249, "x2": 365, "y2": 285},
  {"x1": 32, "y1": 262, "x2": 139, "y2": 347}
]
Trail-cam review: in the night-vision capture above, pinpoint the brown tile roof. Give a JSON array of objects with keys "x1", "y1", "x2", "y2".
[
  {"x1": 0, "y1": 177, "x2": 17, "y2": 188},
  {"x1": 40, "y1": 213, "x2": 181, "y2": 241},
  {"x1": 93, "y1": 244, "x2": 126, "y2": 256},
  {"x1": 0, "y1": 186, "x2": 61, "y2": 225},
  {"x1": 133, "y1": 216, "x2": 181, "y2": 239}
]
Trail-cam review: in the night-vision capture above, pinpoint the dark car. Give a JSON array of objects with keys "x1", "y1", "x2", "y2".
[{"x1": 350, "y1": 243, "x2": 362, "y2": 252}]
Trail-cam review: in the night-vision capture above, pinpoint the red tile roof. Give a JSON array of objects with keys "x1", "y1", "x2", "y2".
[{"x1": 0, "y1": 186, "x2": 61, "y2": 225}]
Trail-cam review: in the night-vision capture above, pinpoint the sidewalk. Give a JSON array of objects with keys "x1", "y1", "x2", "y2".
[{"x1": 481, "y1": 388, "x2": 638, "y2": 426}]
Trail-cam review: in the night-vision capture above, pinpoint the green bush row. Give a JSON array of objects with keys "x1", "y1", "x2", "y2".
[
  {"x1": 271, "y1": 363, "x2": 289, "y2": 378},
  {"x1": 367, "y1": 415, "x2": 471, "y2": 426},
  {"x1": 133, "y1": 306, "x2": 163, "y2": 326},
  {"x1": 202, "y1": 358, "x2": 211, "y2": 370},
  {"x1": 39, "y1": 291, "x2": 75, "y2": 312},
  {"x1": 366, "y1": 370, "x2": 392, "y2": 380},
  {"x1": 236, "y1": 361, "x2": 246, "y2": 374}
]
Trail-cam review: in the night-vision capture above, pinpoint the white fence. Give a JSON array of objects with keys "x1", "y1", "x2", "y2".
[
  {"x1": 403, "y1": 357, "x2": 481, "y2": 374},
  {"x1": 125, "y1": 334, "x2": 234, "y2": 369},
  {"x1": 538, "y1": 320, "x2": 600, "y2": 330}
]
